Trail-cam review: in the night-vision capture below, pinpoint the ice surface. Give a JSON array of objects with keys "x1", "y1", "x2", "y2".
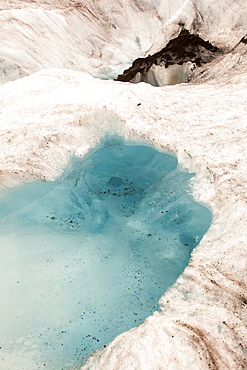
[
  {"x1": 0, "y1": 66, "x2": 246, "y2": 370},
  {"x1": 0, "y1": 0, "x2": 247, "y2": 369},
  {"x1": 0, "y1": 137, "x2": 211, "y2": 369}
]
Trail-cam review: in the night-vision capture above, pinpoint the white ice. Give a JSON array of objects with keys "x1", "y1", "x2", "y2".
[{"x1": 0, "y1": 0, "x2": 247, "y2": 369}]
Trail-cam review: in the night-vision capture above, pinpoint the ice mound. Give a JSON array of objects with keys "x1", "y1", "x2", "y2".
[{"x1": 0, "y1": 137, "x2": 212, "y2": 369}]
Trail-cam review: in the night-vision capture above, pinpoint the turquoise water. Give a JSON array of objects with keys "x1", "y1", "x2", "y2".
[{"x1": 0, "y1": 137, "x2": 212, "y2": 369}]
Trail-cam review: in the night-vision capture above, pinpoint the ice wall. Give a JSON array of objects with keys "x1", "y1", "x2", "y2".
[{"x1": 130, "y1": 62, "x2": 194, "y2": 86}]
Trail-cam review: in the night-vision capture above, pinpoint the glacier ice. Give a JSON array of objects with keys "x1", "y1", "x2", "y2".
[{"x1": 0, "y1": 0, "x2": 247, "y2": 369}]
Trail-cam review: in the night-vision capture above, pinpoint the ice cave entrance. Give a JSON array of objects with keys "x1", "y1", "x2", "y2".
[
  {"x1": 0, "y1": 136, "x2": 212, "y2": 369},
  {"x1": 130, "y1": 63, "x2": 194, "y2": 86}
]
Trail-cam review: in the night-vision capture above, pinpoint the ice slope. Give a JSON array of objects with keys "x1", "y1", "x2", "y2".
[
  {"x1": 144, "y1": 0, "x2": 247, "y2": 85},
  {"x1": 146, "y1": 0, "x2": 247, "y2": 55},
  {"x1": 0, "y1": 0, "x2": 247, "y2": 369},
  {"x1": 0, "y1": 0, "x2": 186, "y2": 84}
]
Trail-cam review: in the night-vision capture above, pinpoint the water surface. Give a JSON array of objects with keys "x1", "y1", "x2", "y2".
[{"x1": 0, "y1": 137, "x2": 212, "y2": 369}]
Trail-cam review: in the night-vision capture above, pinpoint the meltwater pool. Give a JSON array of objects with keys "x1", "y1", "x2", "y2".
[{"x1": 0, "y1": 137, "x2": 212, "y2": 369}]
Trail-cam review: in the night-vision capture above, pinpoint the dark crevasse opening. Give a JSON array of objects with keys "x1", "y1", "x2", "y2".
[
  {"x1": 0, "y1": 136, "x2": 212, "y2": 369},
  {"x1": 114, "y1": 29, "x2": 220, "y2": 86}
]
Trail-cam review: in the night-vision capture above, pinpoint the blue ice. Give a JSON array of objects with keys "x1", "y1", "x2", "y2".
[{"x1": 0, "y1": 136, "x2": 212, "y2": 369}]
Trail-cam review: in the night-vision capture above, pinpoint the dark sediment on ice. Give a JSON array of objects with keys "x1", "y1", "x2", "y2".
[
  {"x1": 240, "y1": 34, "x2": 247, "y2": 44},
  {"x1": 115, "y1": 29, "x2": 220, "y2": 83}
]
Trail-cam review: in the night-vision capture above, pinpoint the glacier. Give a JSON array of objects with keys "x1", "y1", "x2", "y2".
[{"x1": 0, "y1": 0, "x2": 247, "y2": 369}]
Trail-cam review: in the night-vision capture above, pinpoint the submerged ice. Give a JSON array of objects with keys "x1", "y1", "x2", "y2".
[{"x1": 0, "y1": 137, "x2": 212, "y2": 369}]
